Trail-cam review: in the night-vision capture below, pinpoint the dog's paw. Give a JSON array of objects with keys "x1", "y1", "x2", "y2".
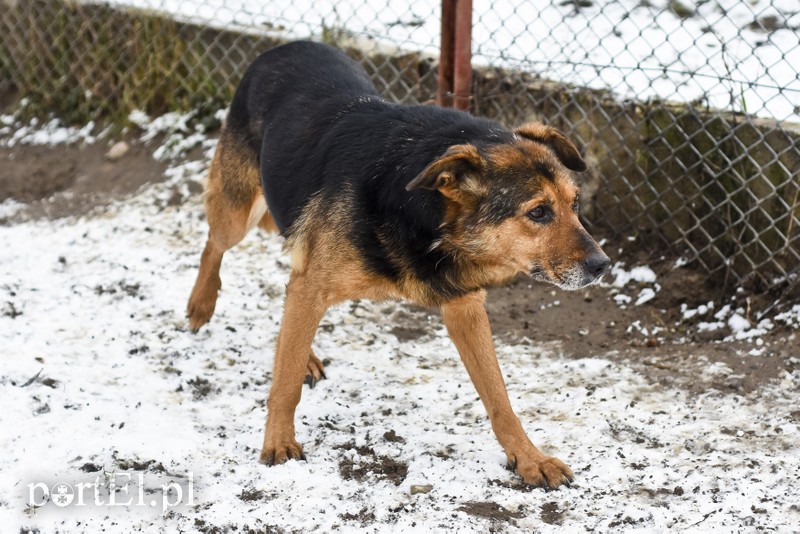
[
  {"x1": 508, "y1": 452, "x2": 573, "y2": 490},
  {"x1": 187, "y1": 298, "x2": 215, "y2": 333},
  {"x1": 259, "y1": 436, "x2": 305, "y2": 466},
  {"x1": 304, "y1": 352, "x2": 327, "y2": 388},
  {"x1": 187, "y1": 276, "x2": 221, "y2": 333}
]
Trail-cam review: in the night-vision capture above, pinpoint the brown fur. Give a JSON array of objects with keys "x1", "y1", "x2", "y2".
[
  {"x1": 514, "y1": 123, "x2": 588, "y2": 172},
  {"x1": 186, "y1": 128, "x2": 274, "y2": 332}
]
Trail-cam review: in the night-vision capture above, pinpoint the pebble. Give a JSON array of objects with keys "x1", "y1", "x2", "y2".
[
  {"x1": 410, "y1": 484, "x2": 432, "y2": 495},
  {"x1": 106, "y1": 141, "x2": 130, "y2": 160}
]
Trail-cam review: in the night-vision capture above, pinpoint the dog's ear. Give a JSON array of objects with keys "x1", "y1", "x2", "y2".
[
  {"x1": 405, "y1": 144, "x2": 485, "y2": 197},
  {"x1": 514, "y1": 123, "x2": 587, "y2": 172}
]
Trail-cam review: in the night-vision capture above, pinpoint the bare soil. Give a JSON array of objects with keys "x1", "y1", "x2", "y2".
[
  {"x1": 1, "y1": 135, "x2": 796, "y2": 398},
  {"x1": 0, "y1": 139, "x2": 167, "y2": 222}
]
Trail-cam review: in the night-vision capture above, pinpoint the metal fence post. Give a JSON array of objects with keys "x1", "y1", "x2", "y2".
[
  {"x1": 452, "y1": 0, "x2": 472, "y2": 111},
  {"x1": 438, "y1": 0, "x2": 472, "y2": 111},
  {"x1": 438, "y1": 0, "x2": 455, "y2": 108}
]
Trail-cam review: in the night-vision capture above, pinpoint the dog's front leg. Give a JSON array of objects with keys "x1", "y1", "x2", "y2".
[
  {"x1": 260, "y1": 271, "x2": 326, "y2": 465},
  {"x1": 442, "y1": 291, "x2": 573, "y2": 489}
]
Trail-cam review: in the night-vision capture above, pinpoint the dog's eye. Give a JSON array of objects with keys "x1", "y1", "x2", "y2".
[
  {"x1": 527, "y1": 206, "x2": 551, "y2": 223},
  {"x1": 572, "y1": 200, "x2": 579, "y2": 212}
]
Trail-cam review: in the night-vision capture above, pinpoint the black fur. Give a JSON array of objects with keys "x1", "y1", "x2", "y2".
[{"x1": 227, "y1": 41, "x2": 518, "y2": 300}]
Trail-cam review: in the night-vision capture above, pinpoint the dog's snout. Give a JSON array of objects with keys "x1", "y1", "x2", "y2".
[{"x1": 585, "y1": 252, "x2": 611, "y2": 278}]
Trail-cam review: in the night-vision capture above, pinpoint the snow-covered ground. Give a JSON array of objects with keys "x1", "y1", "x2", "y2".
[
  {"x1": 1, "y1": 114, "x2": 799, "y2": 531},
  {"x1": 96, "y1": 0, "x2": 800, "y2": 124}
]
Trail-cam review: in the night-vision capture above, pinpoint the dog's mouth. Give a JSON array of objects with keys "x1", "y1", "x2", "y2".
[{"x1": 529, "y1": 264, "x2": 606, "y2": 291}]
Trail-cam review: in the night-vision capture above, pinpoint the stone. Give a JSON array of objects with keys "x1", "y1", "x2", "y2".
[
  {"x1": 410, "y1": 484, "x2": 432, "y2": 495},
  {"x1": 106, "y1": 141, "x2": 130, "y2": 161}
]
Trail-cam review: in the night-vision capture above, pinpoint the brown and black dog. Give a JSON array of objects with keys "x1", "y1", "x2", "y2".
[{"x1": 187, "y1": 41, "x2": 610, "y2": 489}]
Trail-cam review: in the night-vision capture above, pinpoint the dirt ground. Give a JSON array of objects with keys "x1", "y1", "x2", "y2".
[
  {"x1": 2, "y1": 137, "x2": 796, "y2": 400},
  {"x1": 0, "y1": 138, "x2": 168, "y2": 222}
]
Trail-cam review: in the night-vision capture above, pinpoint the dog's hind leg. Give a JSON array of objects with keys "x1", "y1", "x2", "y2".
[
  {"x1": 271, "y1": 334, "x2": 327, "y2": 389},
  {"x1": 304, "y1": 350, "x2": 326, "y2": 388},
  {"x1": 187, "y1": 131, "x2": 274, "y2": 332}
]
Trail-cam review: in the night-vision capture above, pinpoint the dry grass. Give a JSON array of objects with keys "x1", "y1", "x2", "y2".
[{"x1": 0, "y1": 0, "x2": 235, "y2": 126}]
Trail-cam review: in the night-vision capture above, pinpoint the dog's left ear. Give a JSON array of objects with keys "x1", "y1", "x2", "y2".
[
  {"x1": 405, "y1": 144, "x2": 485, "y2": 198},
  {"x1": 514, "y1": 123, "x2": 587, "y2": 172}
]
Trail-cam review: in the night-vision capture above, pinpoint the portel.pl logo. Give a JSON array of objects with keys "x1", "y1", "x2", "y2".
[{"x1": 28, "y1": 473, "x2": 194, "y2": 512}]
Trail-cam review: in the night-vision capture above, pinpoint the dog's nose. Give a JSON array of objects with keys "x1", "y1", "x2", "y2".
[{"x1": 585, "y1": 253, "x2": 611, "y2": 278}]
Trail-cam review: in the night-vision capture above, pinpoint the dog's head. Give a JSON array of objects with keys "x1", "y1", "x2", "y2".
[{"x1": 406, "y1": 122, "x2": 610, "y2": 290}]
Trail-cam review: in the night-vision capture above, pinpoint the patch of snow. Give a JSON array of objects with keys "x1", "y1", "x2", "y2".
[
  {"x1": 613, "y1": 293, "x2": 631, "y2": 305},
  {"x1": 626, "y1": 320, "x2": 649, "y2": 336},
  {"x1": 696, "y1": 321, "x2": 724, "y2": 332},
  {"x1": 728, "y1": 313, "x2": 751, "y2": 333},
  {"x1": 673, "y1": 257, "x2": 689, "y2": 268},
  {"x1": 634, "y1": 287, "x2": 656, "y2": 306},
  {"x1": 775, "y1": 305, "x2": 800, "y2": 328},
  {"x1": 129, "y1": 110, "x2": 208, "y2": 160},
  {"x1": 0, "y1": 117, "x2": 97, "y2": 147},
  {"x1": 681, "y1": 300, "x2": 714, "y2": 320},
  {"x1": 609, "y1": 263, "x2": 657, "y2": 288},
  {"x1": 714, "y1": 304, "x2": 732, "y2": 321},
  {"x1": 0, "y1": 198, "x2": 26, "y2": 219},
  {"x1": 699, "y1": 360, "x2": 733, "y2": 380},
  {"x1": 607, "y1": 264, "x2": 659, "y2": 318},
  {"x1": 728, "y1": 317, "x2": 774, "y2": 342}
]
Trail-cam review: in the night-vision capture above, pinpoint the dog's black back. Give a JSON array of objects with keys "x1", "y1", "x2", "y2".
[{"x1": 228, "y1": 41, "x2": 515, "y2": 299}]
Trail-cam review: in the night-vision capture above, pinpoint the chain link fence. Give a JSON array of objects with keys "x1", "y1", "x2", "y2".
[{"x1": 1, "y1": 0, "x2": 798, "y2": 299}]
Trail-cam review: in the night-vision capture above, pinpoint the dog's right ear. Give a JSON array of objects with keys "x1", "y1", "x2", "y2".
[{"x1": 405, "y1": 144, "x2": 485, "y2": 198}]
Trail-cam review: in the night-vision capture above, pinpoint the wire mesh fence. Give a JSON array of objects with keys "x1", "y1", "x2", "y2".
[{"x1": 1, "y1": 0, "x2": 798, "y2": 299}]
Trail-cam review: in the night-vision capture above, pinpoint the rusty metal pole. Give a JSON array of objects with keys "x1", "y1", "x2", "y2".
[
  {"x1": 452, "y1": 0, "x2": 472, "y2": 111},
  {"x1": 438, "y1": 0, "x2": 456, "y2": 108}
]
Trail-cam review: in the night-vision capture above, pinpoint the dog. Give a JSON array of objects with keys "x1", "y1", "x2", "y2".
[{"x1": 187, "y1": 41, "x2": 610, "y2": 489}]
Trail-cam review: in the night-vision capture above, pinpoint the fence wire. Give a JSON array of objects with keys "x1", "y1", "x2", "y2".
[{"x1": 1, "y1": 0, "x2": 798, "y2": 298}]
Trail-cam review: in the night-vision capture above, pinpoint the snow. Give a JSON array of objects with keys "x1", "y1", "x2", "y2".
[
  {"x1": 697, "y1": 320, "x2": 725, "y2": 332},
  {"x1": 606, "y1": 263, "x2": 660, "y2": 310},
  {"x1": 613, "y1": 293, "x2": 631, "y2": 306},
  {"x1": 0, "y1": 198, "x2": 25, "y2": 220},
  {"x1": 0, "y1": 116, "x2": 98, "y2": 147},
  {"x1": 609, "y1": 264, "x2": 658, "y2": 288},
  {"x1": 677, "y1": 301, "x2": 785, "y2": 344},
  {"x1": 681, "y1": 301, "x2": 714, "y2": 320},
  {"x1": 634, "y1": 287, "x2": 656, "y2": 306},
  {"x1": 673, "y1": 257, "x2": 689, "y2": 268},
  {"x1": 129, "y1": 109, "x2": 215, "y2": 160},
  {"x1": 2, "y1": 117, "x2": 800, "y2": 532},
  {"x1": 93, "y1": 0, "x2": 800, "y2": 124},
  {"x1": 775, "y1": 305, "x2": 800, "y2": 328},
  {"x1": 728, "y1": 313, "x2": 752, "y2": 333},
  {"x1": 728, "y1": 315, "x2": 774, "y2": 342}
]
